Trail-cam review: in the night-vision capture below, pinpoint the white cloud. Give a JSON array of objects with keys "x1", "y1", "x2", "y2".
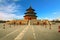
[
  {"x1": 0, "y1": 0, "x2": 4, "y2": 3},
  {"x1": 0, "y1": 1, "x2": 23, "y2": 20},
  {"x1": 0, "y1": 0, "x2": 19, "y2": 2},
  {"x1": 0, "y1": 3, "x2": 18, "y2": 13},
  {"x1": 37, "y1": 17, "x2": 53, "y2": 21},
  {"x1": 0, "y1": 0, "x2": 9, "y2": 4},
  {"x1": 0, "y1": 12, "x2": 23, "y2": 21}
]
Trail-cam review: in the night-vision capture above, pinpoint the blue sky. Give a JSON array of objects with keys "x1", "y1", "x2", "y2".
[{"x1": 0, "y1": 0, "x2": 60, "y2": 20}]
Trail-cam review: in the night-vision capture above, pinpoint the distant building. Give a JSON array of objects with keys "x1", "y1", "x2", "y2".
[{"x1": 24, "y1": 6, "x2": 37, "y2": 20}]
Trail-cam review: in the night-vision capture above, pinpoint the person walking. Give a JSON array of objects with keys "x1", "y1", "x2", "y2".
[{"x1": 58, "y1": 25, "x2": 60, "y2": 32}]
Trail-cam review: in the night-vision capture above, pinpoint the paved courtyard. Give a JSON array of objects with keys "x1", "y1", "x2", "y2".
[{"x1": 0, "y1": 23, "x2": 60, "y2": 40}]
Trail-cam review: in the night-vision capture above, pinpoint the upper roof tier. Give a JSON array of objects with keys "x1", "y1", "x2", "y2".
[{"x1": 26, "y1": 6, "x2": 35, "y2": 11}]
